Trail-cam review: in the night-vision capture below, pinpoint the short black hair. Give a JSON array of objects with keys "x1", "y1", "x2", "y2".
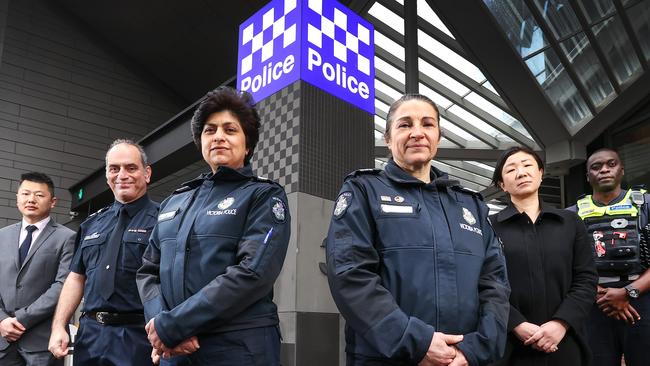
[
  {"x1": 491, "y1": 146, "x2": 544, "y2": 187},
  {"x1": 587, "y1": 148, "x2": 622, "y2": 166},
  {"x1": 190, "y1": 86, "x2": 261, "y2": 165},
  {"x1": 20, "y1": 172, "x2": 55, "y2": 197}
]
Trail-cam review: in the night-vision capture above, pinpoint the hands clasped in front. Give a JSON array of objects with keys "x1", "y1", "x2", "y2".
[
  {"x1": 513, "y1": 320, "x2": 567, "y2": 353},
  {"x1": 0, "y1": 317, "x2": 26, "y2": 342},
  {"x1": 145, "y1": 319, "x2": 200, "y2": 362},
  {"x1": 596, "y1": 285, "x2": 640, "y2": 324},
  {"x1": 418, "y1": 332, "x2": 467, "y2": 366}
]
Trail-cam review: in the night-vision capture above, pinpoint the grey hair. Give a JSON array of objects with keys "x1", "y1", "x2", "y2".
[{"x1": 105, "y1": 139, "x2": 149, "y2": 168}]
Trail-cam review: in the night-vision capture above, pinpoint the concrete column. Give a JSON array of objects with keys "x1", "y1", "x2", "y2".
[{"x1": 251, "y1": 80, "x2": 373, "y2": 366}]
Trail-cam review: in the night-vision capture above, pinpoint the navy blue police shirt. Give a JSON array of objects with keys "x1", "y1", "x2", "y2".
[
  {"x1": 70, "y1": 194, "x2": 159, "y2": 313},
  {"x1": 137, "y1": 165, "x2": 290, "y2": 348},
  {"x1": 326, "y1": 159, "x2": 510, "y2": 365}
]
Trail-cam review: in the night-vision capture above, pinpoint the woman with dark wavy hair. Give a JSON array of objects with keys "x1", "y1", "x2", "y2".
[{"x1": 137, "y1": 87, "x2": 290, "y2": 366}]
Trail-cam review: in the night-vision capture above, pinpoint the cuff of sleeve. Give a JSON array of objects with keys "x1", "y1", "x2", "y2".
[
  {"x1": 14, "y1": 309, "x2": 30, "y2": 329},
  {"x1": 456, "y1": 341, "x2": 478, "y2": 366},
  {"x1": 154, "y1": 312, "x2": 180, "y2": 348},
  {"x1": 507, "y1": 308, "x2": 527, "y2": 332},
  {"x1": 407, "y1": 318, "x2": 435, "y2": 364}
]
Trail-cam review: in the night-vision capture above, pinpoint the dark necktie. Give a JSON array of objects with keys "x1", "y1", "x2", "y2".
[
  {"x1": 19, "y1": 225, "x2": 38, "y2": 266},
  {"x1": 98, "y1": 207, "x2": 129, "y2": 300}
]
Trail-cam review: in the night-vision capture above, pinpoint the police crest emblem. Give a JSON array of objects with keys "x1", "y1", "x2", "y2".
[
  {"x1": 271, "y1": 198, "x2": 286, "y2": 222},
  {"x1": 334, "y1": 192, "x2": 352, "y2": 218},
  {"x1": 462, "y1": 207, "x2": 477, "y2": 225},
  {"x1": 218, "y1": 197, "x2": 235, "y2": 210}
]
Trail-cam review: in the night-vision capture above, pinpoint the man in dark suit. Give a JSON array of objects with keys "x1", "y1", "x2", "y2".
[{"x1": 0, "y1": 172, "x2": 75, "y2": 366}]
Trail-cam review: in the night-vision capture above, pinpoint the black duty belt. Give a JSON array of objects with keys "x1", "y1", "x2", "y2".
[
  {"x1": 598, "y1": 274, "x2": 640, "y2": 284},
  {"x1": 84, "y1": 312, "x2": 145, "y2": 325}
]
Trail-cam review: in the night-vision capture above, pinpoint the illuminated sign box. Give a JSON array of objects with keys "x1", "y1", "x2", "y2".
[{"x1": 237, "y1": 0, "x2": 375, "y2": 114}]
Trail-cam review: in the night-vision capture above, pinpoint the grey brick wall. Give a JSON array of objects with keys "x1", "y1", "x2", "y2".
[{"x1": 0, "y1": 0, "x2": 184, "y2": 227}]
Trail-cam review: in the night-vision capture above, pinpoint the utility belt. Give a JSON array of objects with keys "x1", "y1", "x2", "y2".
[
  {"x1": 84, "y1": 311, "x2": 145, "y2": 325},
  {"x1": 598, "y1": 273, "x2": 640, "y2": 284}
]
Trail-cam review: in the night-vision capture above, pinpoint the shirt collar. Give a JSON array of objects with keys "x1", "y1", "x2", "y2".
[
  {"x1": 591, "y1": 189, "x2": 628, "y2": 207},
  {"x1": 113, "y1": 193, "x2": 150, "y2": 218},
  {"x1": 495, "y1": 198, "x2": 564, "y2": 223},
  {"x1": 384, "y1": 159, "x2": 449, "y2": 185},
  {"x1": 21, "y1": 216, "x2": 51, "y2": 232},
  {"x1": 206, "y1": 164, "x2": 255, "y2": 182}
]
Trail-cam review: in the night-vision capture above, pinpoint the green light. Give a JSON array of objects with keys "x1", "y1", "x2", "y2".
[{"x1": 77, "y1": 188, "x2": 84, "y2": 201}]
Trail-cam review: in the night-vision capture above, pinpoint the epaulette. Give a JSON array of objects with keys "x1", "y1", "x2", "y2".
[
  {"x1": 88, "y1": 206, "x2": 110, "y2": 218},
  {"x1": 576, "y1": 193, "x2": 587, "y2": 200},
  {"x1": 435, "y1": 178, "x2": 461, "y2": 188},
  {"x1": 252, "y1": 176, "x2": 283, "y2": 188},
  {"x1": 346, "y1": 168, "x2": 382, "y2": 179},
  {"x1": 172, "y1": 178, "x2": 203, "y2": 194},
  {"x1": 632, "y1": 184, "x2": 647, "y2": 190},
  {"x1": 451, "y1": 185, "x2": 484, "y2": 201}
]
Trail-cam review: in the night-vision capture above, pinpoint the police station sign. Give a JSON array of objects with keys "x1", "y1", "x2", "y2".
[{"x1": 237, "y1": 0, "x2": 374, "y2": 114}]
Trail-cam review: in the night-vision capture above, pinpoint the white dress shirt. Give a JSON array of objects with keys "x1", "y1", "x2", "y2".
[{"x1": 19, "y1": 216, "x2": 51, "y2": 253}]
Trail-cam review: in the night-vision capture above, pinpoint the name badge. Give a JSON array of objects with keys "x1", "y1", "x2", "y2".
[
  {"x1": 84, "y1": 232, "x2": 100, "y2": 240},
  {"x1": 158, "y1": 209, "x2": 178, "y2": 222},
  {"x1": 380, "y1": 204, "x2": 413, "y2": 214}
]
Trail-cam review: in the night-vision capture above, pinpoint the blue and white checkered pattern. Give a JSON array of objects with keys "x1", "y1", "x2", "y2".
[
  {"x1": 306, "y1": 0, "x2": 371, "y2": 75},
  {"x1": 240, "y1": 0, "x2": 298, "y2": 76}
]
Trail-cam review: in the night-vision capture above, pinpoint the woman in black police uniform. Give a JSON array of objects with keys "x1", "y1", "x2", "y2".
[
  {"x1": 137, "y1": 87, "x2": 290, "y2": 366},
  {"x1": 489, "y1": 146, "x2": 597, "y2": 366},
  {"x1": 326, "y1": 94, "x2": 510, "y2": 366}
]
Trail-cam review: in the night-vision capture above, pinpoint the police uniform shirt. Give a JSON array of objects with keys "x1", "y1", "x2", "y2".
[
  {"x1": 137, "y1": 165, "x2": 290, "y2": 348},
  {"x1": 326, "y1": 159, "x2": 510, "y2": 365},
  {"x1": 70, "y1": 194, "x2": 159, "y2": 313}
]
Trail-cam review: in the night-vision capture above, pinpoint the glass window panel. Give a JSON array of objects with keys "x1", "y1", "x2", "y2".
[
  {"x1": 418, "y1": 30, "x2": 486, "y2": 82},
  {"x1": 627, "y1": 1, "x2": 650, "y2": 62},
  {"x1": 532, "y1": 0, "x2": 580, "y2": 39},
  {"x1": 559, "y1": 32, "x2": 615, "y2": 107},
  {"x1": 482, "y1": 81, "x2": 498, "y2": 94},
  {"x1": 417, "y1": 0, "x2": 455, "y2": 39},
  {"x1": 418, "y1": 58, "x2": 470, "y2": 96},
  {"x1": 592, "y1": 15, "x2": 642, "y2": 85},
  {"x1": 448, "y1": 105, "x2": 515, "y2": 142},
  {"x1": 375, "y1": 57, "x2": 405, "y2": 84},
  {"x1": 464, "y1": 92, "x2": 533, "y2": 139},
  {"x1": 374, "y1": 115, "x2": 386, "y2": 131},
  {"x1": 439, "y1": 117, "x2": 480, "y2": 141},
  {"x1": 578, "y1": 0, "x2": 616, "y2": 24},
  {"x1": 419, "y1": 83, "x2": 453, "y2": 110},
  {"x1": 467, "y1": 161, "x2": 496, "y2": 172},
  {"x1": 375, "y1": 98, "x2": 390, "y2": 114},
  {"x1": 525, "y1": 49, "x2": 593, "y2": 127},
  {"x1": 375, "y1": 31, "x2": 405, "y2": 61},
  {"x1": 368, "y1": 2, "x2": 404, "y2": 34},
  {"x1": 483, "y1": 0, "x2": 549, "y2": 58},
  {"x1": 375, "y1": 79, "x2": 403, "y2": 102},
  {"x1": 374, "y1": 130, "x2": 384, "y2": 140}
]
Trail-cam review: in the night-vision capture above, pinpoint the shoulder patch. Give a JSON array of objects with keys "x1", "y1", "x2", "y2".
[
  {"x1": 270, "y1": 197, "x2": 287, "y2": 222},
  {"x1": 88, "y1": 206, "x2": 110, "y2": 218},
  {"x1": 333, "y1": 192, "x2": 353, "y2": 218}
]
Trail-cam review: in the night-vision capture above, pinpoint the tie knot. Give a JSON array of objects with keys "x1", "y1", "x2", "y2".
[{"x1": 25, "y1": 225, "x2": 37, "y2": 233}]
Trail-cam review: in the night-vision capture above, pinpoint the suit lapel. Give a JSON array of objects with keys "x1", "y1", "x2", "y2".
[
  {"x1": 20, "y1": 219, "x2": 56, "y2": 270},
  {"x1": 7, "y1": 223, "x2": 21, "y2": 270}
]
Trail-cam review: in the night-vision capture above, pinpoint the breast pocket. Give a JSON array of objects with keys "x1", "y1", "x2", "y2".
[
  {"x1": 376, "y1": 203, "x2": 429, "y2": 248},
  {"x1": 122, "y1": 231, "x2": 150, "y2": 271},
  {"x1": 80, "y1": 233, "x2": 107, "y2": 271}
]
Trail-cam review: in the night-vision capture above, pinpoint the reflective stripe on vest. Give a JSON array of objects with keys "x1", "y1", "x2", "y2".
[{"x1": 576, "y1": 189, "x2": 645, "y2": 219}]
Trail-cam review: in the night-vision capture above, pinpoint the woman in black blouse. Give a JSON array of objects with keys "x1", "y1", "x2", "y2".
[{"x1": 490, "y1": 146, "x2": 597, "y2": 366}]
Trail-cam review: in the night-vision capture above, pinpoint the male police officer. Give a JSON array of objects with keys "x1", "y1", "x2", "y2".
[
  {"x1": 569, "y1": 148, "x2": 650, "y2": 366},
  {"x1": 0, "y1": 172, "x2": 75, "y2": 366},
  {"x1": 48, "y1": 140, "x2": 159, "y2": 365}
]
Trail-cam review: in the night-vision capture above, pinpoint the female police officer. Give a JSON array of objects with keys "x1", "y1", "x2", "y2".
[
  {"x1": 326, "y1": 94, "x2": 510, "y2": 366},
  {"x1": 136, "y1": 87, "x2": 290, "y2": 365}
]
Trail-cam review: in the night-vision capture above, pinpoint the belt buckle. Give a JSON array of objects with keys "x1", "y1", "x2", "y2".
[{"x1": 96, "y1": 312, "x2": 108, "y2": 325}]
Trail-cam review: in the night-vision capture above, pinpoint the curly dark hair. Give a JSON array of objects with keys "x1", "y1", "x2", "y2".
[{"x1": 190, "y1": 87, "x2": 261, "y2": 165}]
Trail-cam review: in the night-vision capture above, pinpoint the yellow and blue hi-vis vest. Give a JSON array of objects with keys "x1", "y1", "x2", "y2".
[{"x1": 577, "y1": 189, "x2": 646, "y2": 277}]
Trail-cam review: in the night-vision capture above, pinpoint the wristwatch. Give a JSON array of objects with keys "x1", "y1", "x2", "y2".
[{"x1": 625, "y1": 284, "x2": 640, "y2": 299}]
